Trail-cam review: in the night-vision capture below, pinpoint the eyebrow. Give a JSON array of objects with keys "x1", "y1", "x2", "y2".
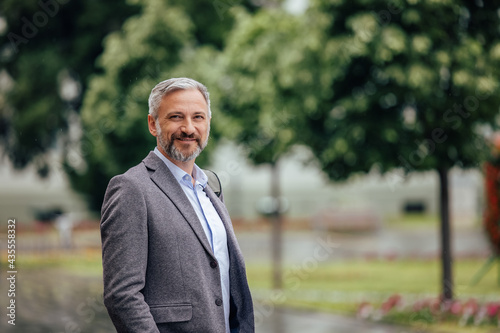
[{"x1": 164, "y1": 111, "x2": 207, "y2": 117}]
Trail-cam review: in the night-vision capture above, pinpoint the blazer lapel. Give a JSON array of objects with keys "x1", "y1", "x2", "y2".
[
  {"x1": 143, "y1": 152, "x2": 214, "y2": 257},
  {"x1": 203, "y1": 185, "x2": 239, "y2": 251}
]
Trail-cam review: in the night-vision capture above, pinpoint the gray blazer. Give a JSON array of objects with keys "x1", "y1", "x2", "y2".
[{"x1": 101, "y1": 152, "x2": 254, "y2": 333}]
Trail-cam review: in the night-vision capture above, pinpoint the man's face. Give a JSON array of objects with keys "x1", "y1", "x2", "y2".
[{"x1": 148, "y1": 89, "x2": 210, "y2": 163}]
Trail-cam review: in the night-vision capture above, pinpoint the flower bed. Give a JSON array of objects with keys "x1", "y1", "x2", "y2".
[{"x1": 357, "y1": 294, "x2": 500, "y2": 329}]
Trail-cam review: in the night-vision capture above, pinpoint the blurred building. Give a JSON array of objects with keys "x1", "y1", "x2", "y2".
[
  {"x1": 211, "y1": 142, "x2": 483, "y2": 228},
  {"x1": 0, "y1": 142, "x2": 483, "y2": 228},
  {"x1": 0, "y1": 156, "x2": 90, "y2": 225}
]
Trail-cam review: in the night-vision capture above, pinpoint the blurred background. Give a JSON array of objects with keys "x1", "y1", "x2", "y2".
[{"x1": 1, "y1": 0, "x2": 500, "y2": 332}]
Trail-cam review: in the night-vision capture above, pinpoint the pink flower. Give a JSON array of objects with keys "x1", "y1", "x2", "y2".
[
  {"x1": 463, "y1": 298, "x2": 479, "y2": 315},
  {"x1": 413, "y1": 299, "x2": 425, "y2": 312},
  {"x1": 459, "y1": 299, "x2": 479, "y2": 326},
  {"x1": 486, "y1": 302, "x2": 500, "y2": 318},
  {"x1": 381, "y1": 294, "x2": 403, "y2": 313},
  {"x1": 357, "y1": 301, "x2": 373, "y2": 319},
  {"x1": 429, "y1": 298, "x2": 440, "y2": 314},
  {"x1": 474, "y1": 305, "x2": 488, "y2": 326},
  {"x1": 450, "y1": 301, "x2": 463, "y2": 316}
]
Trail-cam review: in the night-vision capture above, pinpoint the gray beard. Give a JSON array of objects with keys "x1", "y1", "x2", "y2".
[{"x1": 156, "y1": 124, "x2": 209, "y2": 162}]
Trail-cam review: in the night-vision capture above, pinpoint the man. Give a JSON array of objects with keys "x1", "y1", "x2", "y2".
[{"x1": 100, "y1": 77, "x2": 254, "y2": 333}]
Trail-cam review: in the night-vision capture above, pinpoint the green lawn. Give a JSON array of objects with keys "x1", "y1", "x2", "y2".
[
  {"x1": 6, "y1": 249, "x2": 500, "y2": 332},
  {"x1": 248, "y1": 259, "x2": 500, "y2": 296},
  {"x1": 247, "y1": 258, "x2": 500, "y2": 333},
  {"x1": 13, "y1": 252, "x2": 500, "y2": 300}
]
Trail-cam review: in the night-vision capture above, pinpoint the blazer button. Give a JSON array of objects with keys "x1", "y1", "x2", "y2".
[
  {"x1": 210, "y1": 260, "x2": 218, "y2": 268},
  {"x1": 215, "y1": 298, "x2": 223, "y2": 306}
]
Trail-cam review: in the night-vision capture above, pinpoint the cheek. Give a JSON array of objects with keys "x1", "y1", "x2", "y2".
[
  {"x1": 199, "y1": 124, "x2": 210, "y2": 134},
  {"x1": 161, "y1": 124, "x2": 178, "y2": 136}
]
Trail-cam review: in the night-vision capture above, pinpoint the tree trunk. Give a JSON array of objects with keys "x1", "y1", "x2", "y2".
[
  {"x1": 438, "y1": 167, "x2": 453, "y2": 301},
  {"x1": 271, "y1": 161, "x2": 283, "y2": 290}
]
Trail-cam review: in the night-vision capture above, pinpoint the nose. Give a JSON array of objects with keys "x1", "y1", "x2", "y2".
[{"x1": 180, "y1": 118, "x2": 195, "y2": 135}]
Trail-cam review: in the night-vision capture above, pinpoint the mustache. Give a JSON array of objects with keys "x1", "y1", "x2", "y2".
[{"x1": 172, "y1": 132, "x2": 201, "y2": 141}]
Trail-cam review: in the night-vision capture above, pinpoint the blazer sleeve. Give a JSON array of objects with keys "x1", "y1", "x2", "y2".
[{"x1": 100, "y1": 175, "x2": 159, "y2": 333}]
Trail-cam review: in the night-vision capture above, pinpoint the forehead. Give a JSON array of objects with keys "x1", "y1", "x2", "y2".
[{"x1": 160, "y1": 89, "x2": 208, "y2": 112}]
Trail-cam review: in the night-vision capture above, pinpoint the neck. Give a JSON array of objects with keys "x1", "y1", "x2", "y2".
[{"x1": 157, "y1": 146, "x2": 195, "y2": 176}]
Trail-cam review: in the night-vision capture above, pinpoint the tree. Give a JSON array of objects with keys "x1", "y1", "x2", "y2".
[
  {"x1": 298, "y1": 0, "x2": 500, "y2": 301},
  {"x1": 0, "y1": 0, "x2": 258, "y2": 194},
  {"x1": 68, "y1": 0, "x2": 261, "y2": 211},
  {"x1": 0, "y1": 0, "x2": 139, "y2": 175},
  {"x1": 66, "y1": 0, "x2": 195, "y2": 211},
  {"x1": 213, "y1": 7, "x2": 314, "y2": 289}
]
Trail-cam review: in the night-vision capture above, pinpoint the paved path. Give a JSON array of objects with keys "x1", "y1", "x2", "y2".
[
  {"x1": 0, "y1": 265, "x2": 428, "y2": 333},
  {"x1": 257, "y1": 307, "x2": 428, "y2": 333},
  {"x1": 1, "y1": 226, "x2": 489, "y2": 332},
  {"x1": 237, "y1": 227, "x2": 490, "y2": 264},
  {"x1": 6, "y1": 224, "x2": 490, "y2": 262}
]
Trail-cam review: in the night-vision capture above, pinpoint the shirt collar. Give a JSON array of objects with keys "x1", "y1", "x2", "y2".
[{"x1": 153, "y1": 147, "x2": 208, "y2": 188}]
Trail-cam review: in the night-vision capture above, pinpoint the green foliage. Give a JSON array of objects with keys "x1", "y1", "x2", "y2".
[
  {"x1": 298, "y1": 0, "x2": 500, "y2": 180},
  {"x1": 0, "y1": 0, "x2": 140, "y2": 174},
  {"x1": 385, "y1": 307, "x2": 436, "y2": 325},
  {"x1": 5, "y1": 0, "x2": 499, "y2": 213},
  {"x1": 216, "y1": 7, "x2": 314, "y2": 165},
  {"x1": 1, "y1": 0, "x2": 260, "y2": 211},
  {"x1": 70, "y1": 0, "x2": 260, "y2": 211},
  {"x1": 67, "y1": 0, "x2": 194, "y2": 210}
]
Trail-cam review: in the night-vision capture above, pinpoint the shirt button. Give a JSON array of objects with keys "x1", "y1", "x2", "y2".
[
  {"x1": 210, "y1": 260, "x2": 218, "y2": 268},
  {"x1": 215, "y1": 298, "x2": 223, "y2": 306}
]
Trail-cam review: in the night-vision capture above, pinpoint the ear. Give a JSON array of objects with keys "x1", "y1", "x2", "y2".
[{"x1": 148, "y1": 114, "x2": 158, "y2": 137}]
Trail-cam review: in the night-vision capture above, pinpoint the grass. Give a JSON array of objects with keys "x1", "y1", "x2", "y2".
[
  {"x1": 7, "y1": 250, "x2": 500, "y2": 298},
  {"x1": 2, "y1": 248, "x2": 104, "y2": 276},
  {"x1": 386, "y1": 213, "x2": 441, "y2": 227},
  {"x1": 3, "y1": 237, "x2": 499, "y2": 332},
  {"x1": 247, "y1": 258, "x2": 500, "y2": 332},
  {"x1": 247, "y1": 259, "x2": 500, "y2": 297}
]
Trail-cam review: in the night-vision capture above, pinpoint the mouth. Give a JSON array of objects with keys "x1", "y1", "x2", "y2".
[{"x1": 175, "y1": 135, "x2": 199, "y2": 145}]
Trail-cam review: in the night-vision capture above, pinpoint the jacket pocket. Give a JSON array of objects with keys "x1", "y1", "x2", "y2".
[{"x1": 149, "y1": 303, "x2": 193, "y2": 323}]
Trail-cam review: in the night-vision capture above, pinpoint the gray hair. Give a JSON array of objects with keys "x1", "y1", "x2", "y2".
[{"x1": 148, "y1": 77, "x2": 211, "y2": 119}]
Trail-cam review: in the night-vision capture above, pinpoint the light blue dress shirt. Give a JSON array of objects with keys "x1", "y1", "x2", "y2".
[{"x1": 154, "y1": 148, "x2": 230, "y2": 333}]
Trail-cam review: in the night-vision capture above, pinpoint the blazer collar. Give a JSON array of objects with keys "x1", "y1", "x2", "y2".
[{"x1": 142, "y1": 152, "x2": 214, "y2": 257}]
